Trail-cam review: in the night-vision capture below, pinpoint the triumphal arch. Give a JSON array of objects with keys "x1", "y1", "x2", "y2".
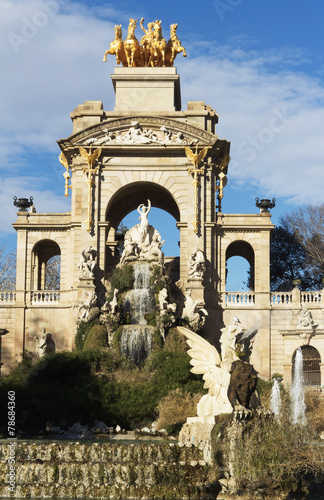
[{"x1": 0, "y1": 19, "x2": 323, "y2": 385}]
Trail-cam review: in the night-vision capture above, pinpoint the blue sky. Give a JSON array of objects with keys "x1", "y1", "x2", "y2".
[{"x1": 1, "y1": 0, "x2": 324, "y2": 288}]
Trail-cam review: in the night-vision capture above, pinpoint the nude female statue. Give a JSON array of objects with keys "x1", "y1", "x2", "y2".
[{"x1": 137, "y1": 199, "x2": 151, "y2": 244}]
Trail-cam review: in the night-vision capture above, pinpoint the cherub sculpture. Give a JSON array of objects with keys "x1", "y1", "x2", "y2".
[{"x1": 178, "y1": 325, "x2": 261, "y2": 416}]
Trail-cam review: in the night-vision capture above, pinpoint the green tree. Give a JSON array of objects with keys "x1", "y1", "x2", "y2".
[{"x1": 270, "y1": 204, "x2": 324, "y2": 291}]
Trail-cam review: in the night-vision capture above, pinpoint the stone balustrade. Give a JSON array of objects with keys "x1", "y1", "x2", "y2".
[
  {"x1": 31, "y1": 291, "x2": 60, "y2": 304},
  {"x1": 223, "y1": 289, "x2": 322, "y2": 307},
  {"x1": 224, "y1": 292, "x2": 255, "y2": 306},
  {"x1": 0, "y1": 291, "x2": 16, "y2": 303},
  {"x1": 301, "y1": 291, "x2": 322, "y2": 304},
  {"x1": 270, "y1": 292, "x2": 293, "y2": 305}
]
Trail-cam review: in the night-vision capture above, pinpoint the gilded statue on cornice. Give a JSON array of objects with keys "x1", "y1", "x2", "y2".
[{"x1": 103, "y1": 18, "x2": 187, "y2": 67}]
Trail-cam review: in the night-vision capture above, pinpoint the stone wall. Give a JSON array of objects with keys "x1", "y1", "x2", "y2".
[{"x1": 0, "y1": 440, "x2": 209, "y2": 499}]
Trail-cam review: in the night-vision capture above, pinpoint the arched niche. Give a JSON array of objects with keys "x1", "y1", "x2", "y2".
[
  {"x1": 225, "y1": 240, "x2": 255, "y2": 291},
  {"x1": 104, "y1": 182, "x2": 181, "y2": 278},
  {"x1": 105, "y1": 181, "x2": 180, "y2": 228},
  {"x1": 292, "y1": 345, "x2": 321, "y2": 386},
  {"x1": 31, "y1": 240, "x2": 61, "y2": 291}
]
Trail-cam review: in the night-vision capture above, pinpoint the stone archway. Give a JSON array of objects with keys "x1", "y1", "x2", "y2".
[
  {"x1": 104, "y1": 182, "x2": 181, "y2": 281},
  {"x1": 106, "y1": 181, "x2": 180, "y2": 228},
  {"x1": 31, "y1": 240, "x2": 61, "y2": 291},
  {"x1": 292, "y1": 345, "x2": 321, "y2": 386},
  {"x1": 225, "y1": 240, "x2": 255, "y2": 291}
]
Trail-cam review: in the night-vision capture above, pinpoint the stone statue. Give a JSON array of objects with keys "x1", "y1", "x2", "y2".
[
  {"x1": 40, "y1": 333, "x2": 56, "y2": 355},
  {"x1": 119, "y1": 200, "x2": 164, "y2": 266},
  {"x1": 148, "y1": 233, "x2": 164, "y2": 265},
  {"x1": 120, "y1": 237, "x2": 139, "y2": 266},
  {"x1": 109, "y1": 288, "x2": 119, "y2": 314},
  {"x1": 182, "y1": 289, "x2": 208, "y2": 332},
  {"x1": 219, "y1": 320, "x2": 242, "y2": 371},
  {"x1": 296, "y1": 306, "x2": 314, "y2": 328},
  {"x1": 178, "y1": 326, "x2": 232, "y2": 415},
  {"x1": 35, "y1": 329, "x2": 55, "y2": 356},
  {"x1": 188, "y1": 247, "x2": 206, "y2": 279},
  {"x1": 158, "y1": 287, "x2": 176, "y2": 315},
  {"x1": 83, "y1": 123, "x2": 191, "y2": 147},
  {"x1": 178, "y1": 325, "x2": 261, "y2": 417},
  {"x1": 137, "y1": 199, "x2": 151, "y2": 244},
  {"x1": 78, "y1": 246, "x2": 96, "y2": 277},
  {"x1": 78, "y1": 290, "x2": 98, "y2": 322},
  {"x1": 227, "y1": 360, "x2": 261, "y2": 411}
]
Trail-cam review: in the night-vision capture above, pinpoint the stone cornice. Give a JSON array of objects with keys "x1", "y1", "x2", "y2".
[{"x1": 58, "y1": 116, "x2": 229, "y2": 151}]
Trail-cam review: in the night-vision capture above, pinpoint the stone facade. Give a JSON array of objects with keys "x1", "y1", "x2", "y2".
[{"x1": 0, "y1": 67, "x2": 323, "y2": 386}]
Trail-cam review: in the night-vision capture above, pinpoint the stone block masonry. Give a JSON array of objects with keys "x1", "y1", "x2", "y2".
[{"x1": 0, "y1": 440, "x2": 210, "y2": 499}]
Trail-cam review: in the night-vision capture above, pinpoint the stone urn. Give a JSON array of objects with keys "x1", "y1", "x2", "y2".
[
  {"x1": 13, "y1": 196, "x2": 33, "y2": 212},
  {"x1": 255, "y1": 197, "x2": 276, "y2": 212}
]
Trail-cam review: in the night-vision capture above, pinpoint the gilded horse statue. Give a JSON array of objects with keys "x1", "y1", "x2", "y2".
[
  {"x1": 123, "y1": 18, "x2": 144, "y2": 67},
  {"x1": 151, "y1": 20, "x2": 167, "y2": 67},
  {"x1": 166, "y1": 23, "x2": 187, "y2": 66},
  {"x1": 103, "y1": 25, "x2": 127, "y2": 66},
  {"x1": 103, "y1": 19, "x2": 186, "y2": 68}
]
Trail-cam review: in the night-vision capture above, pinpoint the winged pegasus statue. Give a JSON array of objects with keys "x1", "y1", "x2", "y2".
[
  {"x1": 177, "y1": 326, "x2": 233, "y2": 416},
  {"x1": 178, "y1": 324, "x2": 261, "y2": 417}
]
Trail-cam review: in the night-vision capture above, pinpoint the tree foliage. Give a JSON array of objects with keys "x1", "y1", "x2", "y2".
[
  {"x1": 45, "y1": 255, "x2": 60, "y2": 290},
  {"x1": 284, "y1": 204, "x2": 324, "y2": 275},
  {"x1": 0, "y1": 246, "x2": 16, "y2": 290},
  {"x1": 271, "y1": 204, "x2": 324, "y2": 291}
]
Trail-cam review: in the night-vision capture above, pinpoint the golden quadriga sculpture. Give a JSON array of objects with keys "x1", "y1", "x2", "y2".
[{"x1": 103, "y1": 18, "x2": 187, "y2": 67}]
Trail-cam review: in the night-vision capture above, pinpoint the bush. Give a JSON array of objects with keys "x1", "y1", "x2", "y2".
[
  {"x1": 83, "y1": 324, "x2": 108, "y2": 351},
  {"x1": 164, "y1": 327, "x2": 188, "y2": 352},
  {"x1": 0, "y1": 325, "x2": 205, "y2": 434},
  {"x1": 75, "y1": 321, "x2": 98, "y2": 351},
  {"x1": 228, "y1": 417, "x2": 324, "y2": 493},
  {"x1": 156, "y1": 388, "x2": 202, "y2": 433},
  {"x1": 110, "y1": 265, "x2": 134, "y2": 293},
  {"x1": 305, "y1": 389, "x2": 324, "y2": 434}
]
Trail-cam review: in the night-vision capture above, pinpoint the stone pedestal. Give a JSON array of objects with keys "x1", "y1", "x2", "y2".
[
  {"x1": 186, "y1": 278, "x2": 205, "y2": 303},
  {"x1": 77, "y1": 276, "x2": 95, "y2": 302},
  {"x1": 179, "y1": 418, "x2": 215, "y2": 464},
  {"x1": 111, "y1": 67, "x2": 181, "y2": 112}
]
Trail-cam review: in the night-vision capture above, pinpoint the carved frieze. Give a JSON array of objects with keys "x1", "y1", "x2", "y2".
[{"x1": 60, "y1": 116, "x2": 220, "y2": 149}]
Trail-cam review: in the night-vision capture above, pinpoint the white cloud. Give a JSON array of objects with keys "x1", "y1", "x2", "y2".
[
  {"x1": 179, "y1": 55, "x2": 324, "y2": 204},
  {"x1": 1, "y1": 0, "x2": 324, "y2": 241}
]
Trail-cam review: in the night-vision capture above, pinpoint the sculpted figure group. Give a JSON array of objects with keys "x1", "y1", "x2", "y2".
[
  {"x1": 119, "y1": 200, "x2": 164, "y2": 266},
  {"x1": 103, "y1": 18, "x2": 186, "y2": 67}
]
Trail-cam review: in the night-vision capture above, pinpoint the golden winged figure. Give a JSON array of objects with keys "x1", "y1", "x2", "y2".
[
  {"x1": 79, "y1": 146, "x2": 102, "y2": 171},
  {"x1": 219, "y1": 153, "x2": 230, "y2": 170},
  {"x1": 78, "y1": 146, "x2": 102, "y2": 233},
  {"x1": 58, "y1": 152, "x2": 72, "y2": 198},
  {"x1": 58, "y1": 151, "x2": 69, "y2": 170},
  {"x1": 184, "y1": 144, "x2": 210, "y2": 169}
]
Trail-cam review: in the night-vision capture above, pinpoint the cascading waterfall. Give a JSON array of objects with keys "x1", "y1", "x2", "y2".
[
  {"x1": 291, "y1": 347, "x2": 306, "y2": 426},
  {"x1": 124, "y1": 262, "x2": 154, "y2": 325},
  {"x1": 121, "y1": 262, "x2": 155, "y2": 365},
  {"x1": 120, "y1": 325, "x2": 154, "y2": 367},
  {"x1": 270, "y1": 378, "x2": 282, "y2": 421}
]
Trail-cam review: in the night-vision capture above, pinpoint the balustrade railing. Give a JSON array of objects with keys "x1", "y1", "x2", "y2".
[
  {"x1": 301, "y1": 291, "x2": 322, "y2": 304},
  {"x1": 225, "y1": 292, "x2": 255, "y2": 305},
  {"x1": 270, "y1": 293, "x2": 293, "y2": 305},
  {"x1": 0, "y1": 291, "x2": 16, "y2": 303},
  {"x1": 31, "y1": 291, "x2": 60, "y2": 304}
]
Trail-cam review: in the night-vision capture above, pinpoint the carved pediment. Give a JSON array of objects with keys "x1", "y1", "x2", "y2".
[{"x1": 60, "y1": 116, "x2": 220, "y2": 150}]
